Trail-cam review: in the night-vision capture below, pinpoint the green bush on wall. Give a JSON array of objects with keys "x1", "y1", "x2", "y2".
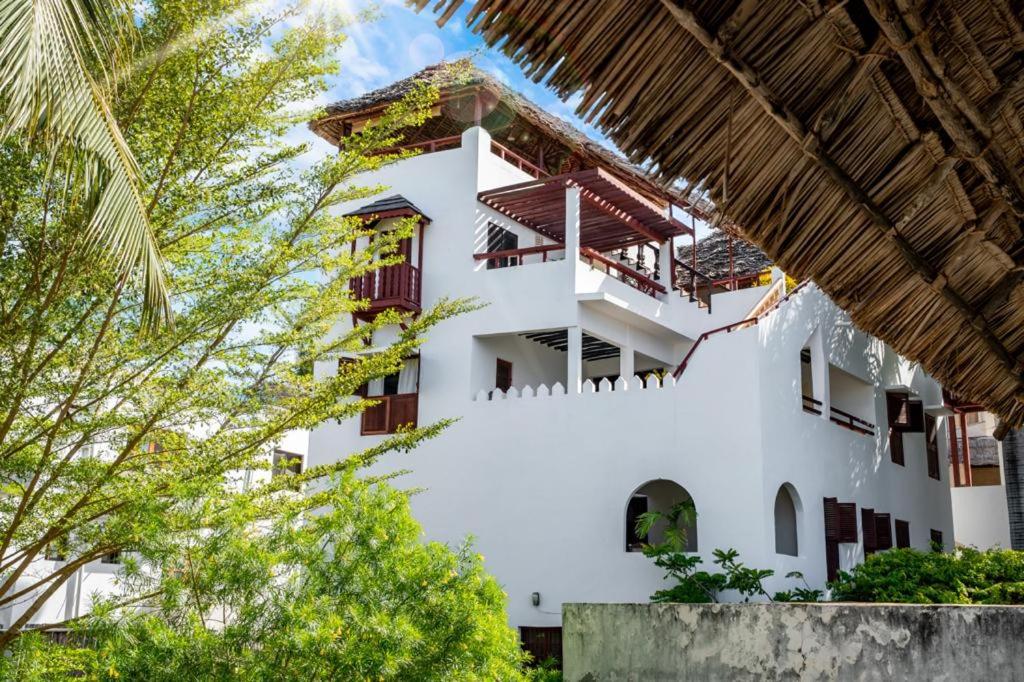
[{"x1": 831, "y1": 547, "x2": 1024, "y2": 604}]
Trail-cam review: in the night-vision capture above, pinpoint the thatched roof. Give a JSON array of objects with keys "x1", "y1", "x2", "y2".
[
  {"x1": 311, "y1": 63, "x2": 714, "y2": 217},
  {"x1": 688, "y1": 229, "x2": 773, "y2": 281},
  {"x1": 412, "y1": 0, "x2": 1024, "y2": 427}
]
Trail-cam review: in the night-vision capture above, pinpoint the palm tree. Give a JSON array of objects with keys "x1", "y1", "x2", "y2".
[{"x1": 0, "y1": 0, "x2": 170, "y2": 327}]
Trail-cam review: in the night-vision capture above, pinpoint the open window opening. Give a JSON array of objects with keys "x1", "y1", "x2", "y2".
[
  {"x1": 774, "y1": 484, "x2": 800, "y2": 556},
  {"x1": 800, "y1": 347, "x2": 821, "y2": 415},
  {"x1": 272, "y1": 448, "x2": 303, "y2": 477},
  {"x1": 626, "y1": 480, "x2": 697, "y2": 553},
  {"x1": 485, "y1": 223, "x2": 519, "y2": 269},
  {"x1": 827, "y1": 365, "x2": 876, "y2": 436},
  {"x1": 886, "y1": 391, "x2": 923, "y2": 465}
]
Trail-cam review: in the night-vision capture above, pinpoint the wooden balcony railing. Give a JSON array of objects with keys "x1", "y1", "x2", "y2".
[
  {"x1": 490, "y1": 140, "x2": 549, "y2": 179},
  {"x1": 350, "y1": 263, "x2": 421, "y2": 317},
  {"x1": 473, "y1": 244, "x2": 564, "y2": 268},
  {"x1": 377, "y1": 135, "x2": 463, "y2": 156},
  {"x1": 802, "y1": 395, "x2": 875, "y2": 436},
  {"x1": 360, "y1": 393, "x2": 418, "y2": 435},
  {"x1": 829, "y1": 406, "x2": 876, "y2": 437},
  {"x1": 580, "y1": 247, "x2": 667, "y2": 297}
]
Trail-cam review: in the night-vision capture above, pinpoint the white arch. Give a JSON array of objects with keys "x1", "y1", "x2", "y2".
[
  {"x1": 625, "y1": 479, "x2": 698, "y2": 553},
  {"x1": 774, "y1": 483, "x2": 801, "y2": 556}
]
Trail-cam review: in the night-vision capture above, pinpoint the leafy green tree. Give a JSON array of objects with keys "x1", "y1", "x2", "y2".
[
  {"x1": 3, "y1": 473, "x2": 528, "y2": 680},
  {"x1": 0, "y1": 0, "x2": 506, "y2": 669}
]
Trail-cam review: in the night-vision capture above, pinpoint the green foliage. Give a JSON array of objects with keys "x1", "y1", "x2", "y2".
[
  {"x1": 772, "y1": 571, "x2": 824, "y2": 603},
  {"x1": 638, "y1": 506, "x2": 820, "y2": 604},
  {"x1": 831, "y1": 547, "x2": 1024, "y2": 605},
  {"x1": 0, "y1": 1, "x2": 514, "y2": 675},
  {"x1": 2, "y1": 474, "x2": 528, "y2": 680}
]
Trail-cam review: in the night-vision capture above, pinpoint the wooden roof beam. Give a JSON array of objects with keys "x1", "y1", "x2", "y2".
[
  {"x1": 657, "y1": 0, "x2": 1024, "y2": 382},
  {"x1": 864, "y1": 0, "x2": 1024, "y2": 219},
  {"x1": 575, "y1": 184, "x2": 666, "y2": 244}
]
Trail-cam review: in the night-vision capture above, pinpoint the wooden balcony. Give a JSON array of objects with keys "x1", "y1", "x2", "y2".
[
  {"x1": 360, "y1": 393, "x2": 418, "y2": 435},
  {"x1": 350, "y1": 263, "x2": 421, "y2": 320}
]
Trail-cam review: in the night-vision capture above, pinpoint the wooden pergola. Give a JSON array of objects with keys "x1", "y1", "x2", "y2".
[
  {"x1": 480, "y1": 168, "x2": 691, "y2": 251},
  {"x1": 414, "y1": 0, "x2": 1024, "y2": 429}
]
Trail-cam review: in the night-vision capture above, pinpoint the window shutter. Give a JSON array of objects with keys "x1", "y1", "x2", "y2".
[
  {"x1": 875, "y1": 513, "x2": 892, "y2": 550},
  {"x1": 895, "y1": 519, "x2": 910, "y2": 548},
  {"x1": 925, "y1": 414, "x2": 940, "y2": 480},
  {"x1": 861, "y1": 508, "x2": 877, "y2": 554},
  {"x1": 825, "y1": 540, "x2": 840, "y2": 582},
  {"x1": 907, "y1": 400, "x2": 925, "y2": 433},
  {"x1": 823, "y1": 497, "x2": 839, "y2": 541},
  {"x1": 837, "y1": 503, "x2": 858, "y2": 543},
  {"x1": 886, "y1": 392, "x2": 910, "y2": 429},
  {"x1": 889, "y1": 429, "x2": 905, "y2": 466}
]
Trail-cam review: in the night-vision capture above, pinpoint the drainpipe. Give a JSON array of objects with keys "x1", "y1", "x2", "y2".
[{"x1": 1004, "y1": 428, "x2": 1024, "y2": 550}]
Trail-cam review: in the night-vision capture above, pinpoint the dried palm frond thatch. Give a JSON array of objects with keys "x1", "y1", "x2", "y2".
[{"x1": 411, "y1": 0, "x2": 1024, "y2": 426}]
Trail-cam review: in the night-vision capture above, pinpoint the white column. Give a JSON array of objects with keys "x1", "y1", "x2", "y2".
[
  {"x1": 567, "y1": 325, "x2": 583, "y2": 394},
  {"x1": 565, "y1": 185, "x2": 581, "y2": 288},
  {"x1": 658, "y1": 237, "x2": 674, "y2": 302},
  {"x1": 619, "y1": 344, "x2": 635, "y2": 383}
]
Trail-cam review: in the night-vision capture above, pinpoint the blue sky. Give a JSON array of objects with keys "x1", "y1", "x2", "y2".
[
  {"x1": 293, "y1": 1, "x2": 609, "y2": 164},
  {"x1": 291, "y1": 0, "x2": 713, "y2": 238}
]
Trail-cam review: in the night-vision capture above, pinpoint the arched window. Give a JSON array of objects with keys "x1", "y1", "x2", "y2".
[
  {"x1": 774, "y1": 484, "x2": 800, "y2": 556},
  {"x1": 625, "y1": 480, "x2": 697, "y2": 552}
]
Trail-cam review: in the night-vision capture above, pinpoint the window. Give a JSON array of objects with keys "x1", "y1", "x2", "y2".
[
  {"x1": 382, "y1": 371, "x2": 400, "y2": 396},
  {"x1": 520, "y1": 627, "x2": 562, "y2": 669},
  {"x1": 930, "y1": 529, "x2": 944, "y2": 552},
  {"x1": 45, "y1": 542, "x2": 67, "y2": 562},
  {"x1": 486, "y1": 224, "x2": 519, "y2": 269},
  {"x1": 800, "y1": 348, "x2": 820, "y2": 414},
  {"x1": 875, "y1": 513, "x2": 893, "y2": 550},
  {"x1": 862, "y1": 508, "x2": 877, "y2": 555},
  {"x1": 823, "y1": 497, "x2": 856, "y2": 581},
  {"x1": 101, "y1": 551, "x2": 121, "y2": 565},
  {"x1": 495, "y1": 358, "x2": 513, "y2": 392},
  {"x1": 886, "y1": 392, "x2": 908, "y2": 465},
  {"x1": 895, "y1": 519, "x2": 910, "y2": 549},
  {"x1": 774, "y1": 485, "x2": 799, "y2": 556},
  {"x1": 272, "y1": 449, "x2": 303, "y2": 477}
]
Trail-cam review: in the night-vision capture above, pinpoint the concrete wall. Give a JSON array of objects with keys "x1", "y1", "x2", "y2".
[
  {"x1": 563, "y1": 602, "x2": 1024, "y2": 681},
  {"x1": 952, "y1": 484, "x2": 1011, "y2": 549}
]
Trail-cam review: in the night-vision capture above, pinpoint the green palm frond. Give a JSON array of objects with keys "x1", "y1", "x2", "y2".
[{"x1": 0, "y1": 0, "x2": 171, "y2": 328}]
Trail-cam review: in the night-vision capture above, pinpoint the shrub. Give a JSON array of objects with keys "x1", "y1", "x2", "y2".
[{"x1": 831, "y1": 547, "x2": 1024, "y2": 604}]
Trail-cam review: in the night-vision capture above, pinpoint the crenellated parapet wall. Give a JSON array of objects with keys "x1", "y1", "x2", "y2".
[{"x1": 473, "y1": 374, "x2": 680, "y2": 402}]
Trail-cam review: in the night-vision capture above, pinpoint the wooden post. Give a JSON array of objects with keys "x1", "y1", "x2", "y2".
[
  {"x1": 961, "y1": 413, "x2": 973, "y2": 486},
  {"x1": 949, "y1": 414, "x2": 961, "y2": 487}
]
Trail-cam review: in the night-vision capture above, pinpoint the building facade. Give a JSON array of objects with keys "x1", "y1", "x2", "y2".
[{"x1": 308, "y1": 69, "x2": 956, "y2": 635}]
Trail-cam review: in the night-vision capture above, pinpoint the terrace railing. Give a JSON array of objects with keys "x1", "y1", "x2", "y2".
[
  {"x1": 473, "y1": 244, "x2": 565, "y2": 269},
  {"x1": 580, "y1": 247, "x2": 666, "y2": 297},
  {"x1": 349, "y1": 262, "x2": 421, "y2": 314}
]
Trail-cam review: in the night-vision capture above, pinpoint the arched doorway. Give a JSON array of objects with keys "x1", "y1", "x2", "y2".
[{"x1": 625, "y1": 479, "x2": 698, "y2": 552}]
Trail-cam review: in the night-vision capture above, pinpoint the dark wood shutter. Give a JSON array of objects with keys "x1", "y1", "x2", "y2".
[
  {"x1": 862, "y1": 508, "x2": 877, "y2": 554},
  {"x1": 875, "y1": 513, "x2": 892, "y2": 550},
  {"x1": 520, "y1": 627, "x2": 562, "y2": 668},
  {"x1": 889, "y1": 429, "x2": 905, "y2": 465},
  {"x1": 837, "y1": 503, "x2": 858, "y2": 543},
  {"x1": 495, "y1": 358, "x2": 513, "y2": 392},
  {"x1": 925, "y1": 414, "x2": 940, "y2": 479},
  {"x1": 823, "y1": 497, "x2": 839, "y2": 541},
  {"x1": 825, "y1": 540, "x2": 840, "y2": 582},
  {"x1": 907, "y1": 400, "x2": 925, "y2": 433},
  {"x1": 895, "y1": 519, "x2": 910, "y2": 548},
  {"x1": 930, "y1": 529, "x2": 944, "y2": 552},
  {"x1": 887, "y1": 392, "x2": 910, "y2": 429}
]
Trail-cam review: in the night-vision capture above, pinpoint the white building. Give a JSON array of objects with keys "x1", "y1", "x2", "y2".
[{"x1": 308, "y1": 67, "x2": 956, "y2": 644}]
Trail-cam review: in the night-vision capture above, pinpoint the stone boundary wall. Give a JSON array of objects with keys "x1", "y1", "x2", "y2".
[{"x1": 563, "y1": 602, "x2": 1024, "y2": 681}]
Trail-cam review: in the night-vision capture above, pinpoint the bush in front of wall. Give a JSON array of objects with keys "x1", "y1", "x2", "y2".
[{"x1": 830, "y1": 547, "x2": 1024, "y2": 604}]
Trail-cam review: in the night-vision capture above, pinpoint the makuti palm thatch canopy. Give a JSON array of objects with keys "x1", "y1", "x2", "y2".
[{"x1": 411, "y1": 0, "x2": 1024, "y2": 428}]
